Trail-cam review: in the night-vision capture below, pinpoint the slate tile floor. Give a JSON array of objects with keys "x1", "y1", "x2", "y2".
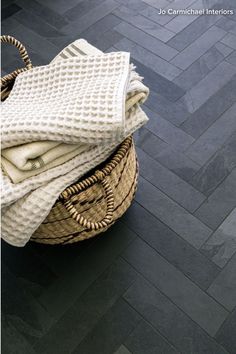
[{"x1": 1, "y1": 0, "x2": 236, "y2": 353}]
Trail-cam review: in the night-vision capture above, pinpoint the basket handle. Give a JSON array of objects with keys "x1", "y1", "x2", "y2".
[
  {"x1": 1, "y1": 35, "x2": 33, "y2": 88},
  {"x1": 62, "y1": 171, "x2": 115, "y2": 230}
]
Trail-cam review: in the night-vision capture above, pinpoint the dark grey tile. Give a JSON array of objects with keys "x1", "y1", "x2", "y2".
[
  {"x1": 1, "y1": 16, "x2": 20, "y2": 36},
  {"x1": 215, "y1": 309, "x2": 236, "y2": 354},
  {"x1": 114, "y1": 21, "x2": 179, "y2": 61},
  {"x1": 131, "y1": 59, "x2": 185, "y2": 102},
  {"x1": 122, "y1": 202, "x2": 220, "y2": 289},
  {"x1": 36, "y1": 0, "x2": 83, "y2": 15},
  {"x1": 2, "y1": 38, "x2": 51, "y2": 68},
  {"x1": 182, "y1": 61, "x2": 236, "y2": 113},
  {"x1": 164, "y1": 0, "x2": 203, "y2": 33},
  {"x1": 72, "y1": 299, "x2": 141, "y2": 354},
  {"x1": 115, "y1": 0, "x2": 148, "y2": 12},
  {"x1": 217, "y1": 16, "x2": 236, "y2": 35},
  {"x1": 11, "y1": 10, "x2": 70, "y2": 50},
  {"x1": 64, "y1": 0, "x2": 105, "y2": 21},
  {"x1": 2, "y1": 0, "x2": 15, "y2": 8},
  {"x1": 13, "y1": 9, "x2": 66, "y2": 40},
  {"x1": 92, "y1": 30, "x2": 124, "y2": 51},
  {"x1": 164, "y1": 0, "x2": 197, "y2": 10},
  {"x1": 145, "y1": 91, "x2": 190, "y2": 126},
  {"x1": 215, "y1": 41, "x2": 234, "y2": 57},
  {"x1": 174, "y1": 44, "x2": 230, "y2": 91},
  {"x1": 113, "y1": 5, "x2": 175, "y2": 42},
  {"x1": 144, "y1": 106, "x2": 195, "y2": 152},
  {"x1": 80, "y1": 14, "x2": 121, "y2": 44},
  {"x1": 140, "y1": 0, "x2": 169, "y2": 9},
  {"x1": 221, "y1": 32, "x2": 236, "y2": 49},
  {"x1": 1, "y1": 241, "x2": 57, "y2": 298},
  {"x1": 131, "y1": 58, "x2": 186, "y2": 102},
  {"x1": 105, "y1": 46, "x2": 118, "y2": 53},
  {"x1": 114, "y1": 38, "x2": 182, "y2": 80},
  {"x1": 125, "y1": 320, "x2": 179, "y2": 354},
  {"x1": 15, "y1": 0, "x2": 68, "y2": 29},
  {"x1": 135, "y1": 176, "x2": 212, "y2": 248},
  {"x1": 62, "y1": 0, "x2": 119, "y2": 36},
  {"x1": 226, "y1": 50, "x2": 236, "y2": 65},
  {"x1": 2, "y1": 21, "x2": 60, "y2": 62},
  {"x1": 38, "y1": 222, "x2": 136, "y2": 319},
  {"x1": 134, "y1": 127, "x2": 168, "y2": 158},
  {"x1": 35, "y1": 237, "x2": 95, "y2": 277},
  {"x1": 140, "y1": 4, "x2": 173, "y2": 26},
  {"x1": 141, "y1": 0, "x2": 170, "y2": 9},
  {"x1": 191, "y1": 132, "x2": 236, "y2": 196},
  {"x1": 185, "y1": 103, "x2": 236, "y2": 165},
  {"x1": 218, "y1": 0, "x2": 236, "y2": 9},
  {"x1": 226, "y1": 10, "x2": 236, "y2": 22},
  {"x1": 208, "y1": 252, "x2": 236, "y2": 311},
  {"x1": 124, "y1": 278, "x2": 231, "y2": 354},
  {"x1": 137, "y1": 147, "x2": 206, "y2": 212},
  {"x1": 181, "y1": 76, "x2": 236, "y2": 138},
  {"x1": 1, "y1": 314, "x2": 36, "y2": 354},
  {"x1": 171, "y1": 26, "x2": 226, "y2": 70},
  {"x1": 154, "y1": 146, "x2": 200, "y2": 182},
  {"x1": 201, "y1": 208, "x2": 236, "y2": 269},
  {"x1": 194, "y1": 169, "x2": 236, "y2": 230},
  {"x1": 34, "y1": 258, "x2": 138, "y2": 354},
  {"x1": 2, "y1": 57, "x2": 25, "y2": 74},
  {"x1": 2, "y1": 3, "x2": 21, "y2": 20},
  {"x1": 2, "y1": 263, "x2": 55, "y2": 345},
  {"x1": 1, "y1": 69, "x2": 7, "y2": 77},
  {"x1": 167, "y1": 11, "x2": 223, "y2": 51},
  {"x1": 122, "y1": 238, "x2": 228, "y2": 336}
]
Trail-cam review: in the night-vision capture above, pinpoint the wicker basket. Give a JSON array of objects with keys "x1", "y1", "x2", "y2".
[{"x1": 1, "y1": 35, "x2": 138, "y2": 245}]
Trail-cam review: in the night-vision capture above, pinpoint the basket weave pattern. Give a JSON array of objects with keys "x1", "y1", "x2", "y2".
[{"x1": 32, "y1": 137, "x2": 138, "y2": 244}]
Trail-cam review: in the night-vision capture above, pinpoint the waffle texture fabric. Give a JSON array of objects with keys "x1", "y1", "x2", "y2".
[
  {"x1": 2, "y1": 52, "x2": 131, "y2": 147},
  {"x1": 1, "y1": 39, "x2": 149, "y2": 246}
]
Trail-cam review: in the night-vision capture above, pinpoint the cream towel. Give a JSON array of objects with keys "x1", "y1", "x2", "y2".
[
  {"x1": 1, "y1": 52, "x2": 131, "y2": 148},
  {"x1": 1, "y1": 143, "x2": 89, "y2": 183}
]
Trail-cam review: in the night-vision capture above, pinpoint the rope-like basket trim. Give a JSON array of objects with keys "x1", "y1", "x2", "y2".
[
  {"x1": 60, "y1": 136, "x2": 133, "y2": 200},
  {"x1": 1, "y1": 35, "x2": 33, "y2": 89},
  {"x1": 59, "y1": 136, "x2": 133, "y2": 231},
  {"x1": 64, "y1": 177, "x2": 115, "y2": 230}
]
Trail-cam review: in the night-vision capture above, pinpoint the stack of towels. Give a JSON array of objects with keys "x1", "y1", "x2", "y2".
[{"x1": 1, "y1": 39, "x2": 149, "y2": 247}]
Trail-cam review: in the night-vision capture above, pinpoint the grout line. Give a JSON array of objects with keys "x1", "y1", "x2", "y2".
[
  {"x1": 134, "y1": 195, "x2": 213, "y2": 248},
  {"x1": 122, "y1": 295, "x2": 182, "y2": 353},
  {"x1": 122, "y1": 241, "x2": 231, "y2": 314},
  {"x1": 121, "y1": 252, "x2": 230, "y2": 335},
  {"x1": 121, "y1": 218, "x2": 221, "y2": 291},
  {"x1": 121, "y1": 200, "x2": 219, "y2": 266}
]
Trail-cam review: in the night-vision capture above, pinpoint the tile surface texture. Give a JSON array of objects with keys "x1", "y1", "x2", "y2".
[{"x1": 2, "y1": 0, "x2": 236, "y2": 353}]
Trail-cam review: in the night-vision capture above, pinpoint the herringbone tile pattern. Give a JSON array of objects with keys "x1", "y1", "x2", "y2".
[{"x1": 1, "y1": 0, "x2": 236, "y2": 353}]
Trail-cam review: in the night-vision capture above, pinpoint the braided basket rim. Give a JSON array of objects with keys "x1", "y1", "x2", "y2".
[{"x1": 59, "y1": 136, "x2": 133, "y2": 201}]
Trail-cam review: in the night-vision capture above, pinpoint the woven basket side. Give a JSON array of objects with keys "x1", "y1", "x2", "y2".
[{"x1": 32, "y1": 137, "x2": 138, "y2": 245}]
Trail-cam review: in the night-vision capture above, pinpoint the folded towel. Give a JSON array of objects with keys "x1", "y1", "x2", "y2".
[
  {"x1": 1, "y1": 142, "x2": 89, "y2": 183},
  {"x1": 1, "y1": 90, "x2": 147, "y2": 183},
  {"x1": 1, "y1": 39, "x2": 149, "y2": 246},
  {"x1": 1, "y1": 52, "x2": 131, "y2": 148}
]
